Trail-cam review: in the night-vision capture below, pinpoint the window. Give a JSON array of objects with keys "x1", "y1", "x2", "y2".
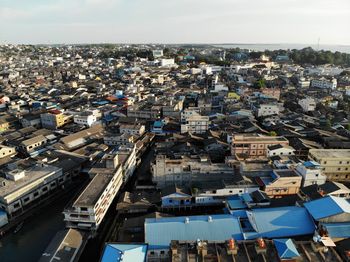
[
  {"x1": 212, "y1": 190, "x2": 217, "y2": 194},
  {"x1": 14, "y1": 203, "x2": 20, "y2": 209},
  {"x1": 34, "y1": 192, "x2": 39, "y2": 197},
  {"x1": 42, "y1": 187, "x2": 48, "y2": 192},
  {"x1": 338, "y1": 168, "x2": 341, "y2": 171},
  {"x1": 339, "y1": 161, "x2": 342, "y2": 164},
  {"x1": 81, "y1": 207, "x2": 88, "y2": 211},
  {"x1": 23, "y1": 197, "x2": 30, "y2": 202},
  {"x1": 168, "y1": 200, "x2": 173, "y2": 203},
  {"x1": 324, "y1": 161, "x2": 327, "y2": 165},
  {"x1": 160, "y1": 251, "x2": 165, "y2": 255}
]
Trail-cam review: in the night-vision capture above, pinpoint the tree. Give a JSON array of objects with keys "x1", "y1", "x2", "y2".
[{"x1": 268, "y1": 131, "x2": 277, "y2": 136}]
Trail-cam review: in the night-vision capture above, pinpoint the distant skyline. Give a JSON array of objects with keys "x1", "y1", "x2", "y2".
[{"x1": 0, "y1": 0, "x2": 349, "y2": 45}]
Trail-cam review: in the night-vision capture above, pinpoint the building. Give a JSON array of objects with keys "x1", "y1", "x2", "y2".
[
  {"x1": 151, "y1": 154, "x2": 234, "y2": 187},
  {"x1": 304, "y1": 196, "x2": 350, "y2": 223},
  {"x1": 310, "y1": 78, "x2": 337, "y2": 90},
  {"x1": 161, "y1": 184, "x2": 192, "y2": 207},
  {"x1": 63, "y1": 154, "x2": 123, "y2": 231},
  {"x1": 231, "y1": 134, "x2": 289, "y2": 159},
  {"x1": 73, "y1": 110, "x2": 99, "y2": 127},
  {"x1": 101, "y1": 243, "x2": 148, "y2": 262},
  {"x1": 295, "y1": 161, "x2": 326, "y2": 187},
  {"x1": 41, "y1": 110, "x2": 72, "y2": 129},
  {"x1": 252, "y1": 103, "x2": 279, "y2": 117},
  {"x1": 256, "y1": 169, "x2": 302, "y2": 197},
  {"x1": 119, "y1": 123, "x2": 145, "y2": 136},
  {"x1": 19, "y1": 135, "x2": 48, "y2": 155},
  {"x1": 152, "y1": 49, "x2": 163, "y2": 58},
  {"x1": 180, "y1": 108, "x2": 209, "y2": 134},
  {"x1": 144, "y1": 206, "x2": 315, "y2": 251},
  {"x1": 267, "y1": 144, "x2": 295, "y2": 157},
  {"x1": 0, "y1": 145, "x2": 16, "y2": 159},
  {"x1": 160, "y1": 59, "x2": 175, "y2": 67},
  {"x1": 0, "y1": 161, "x2": 64, "y2": 218},
  {"x1": 308, "y1": 149, "x2": 350, "y2": 182},
  {"x1": 298, "y1": 97, "x2": 316, "y2": 112},
  {"x1": 273, "y1": 239, "x2": 301, "y2": 261}
]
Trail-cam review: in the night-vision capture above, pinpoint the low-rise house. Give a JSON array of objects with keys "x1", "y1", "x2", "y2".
[
  {"x1": 295, "y1": 161, "x2": 326, "y2": 187},
  {"x1": 19, "y1": 135, "x2": 48, "y2": 155},
  {"x1": 41, "y1": 109, "x2": 73, "y2": 129},
  {"x1": 267, "y1": 144, "x2": 295, "y2": 157},
  {"x1": 304, "y1": 196, "x2": 350, "y2": 223},
  {"x1": 20, "y1": 114, "x2": 42, "y2": 128},
  {"x1": 0, "y1": 145, "x2": 16, "y2": 159},
  {"x1": 256, "y1": 169, "x2": 302, "y2": 197},
  {"x1": 298, "y1": 97, "x2": 316, "y2": 112},
  {"x1": 161, "y1": 184, "x2": 192, "y2": 207},
  {"x1": 119, "y1": 123, "x2": 145, "y2": 136}
]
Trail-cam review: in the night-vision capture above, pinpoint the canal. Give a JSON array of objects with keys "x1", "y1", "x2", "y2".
[{"x1": 0, "y1": 182, "x2": 85, "y2": 262}]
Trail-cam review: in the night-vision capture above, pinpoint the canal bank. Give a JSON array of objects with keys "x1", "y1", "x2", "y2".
[{"x1": 0, "y1": 182, "x2": 86, "y2": 262}]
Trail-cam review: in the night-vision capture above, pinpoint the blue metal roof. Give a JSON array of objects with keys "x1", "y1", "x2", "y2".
[
  {"x1": 101, "y1": 243, "x2": 147, "y2": 262},
  {"x1": 244, "y1": 206, "x2": 315, "y2": 239},
  {"x1": 303, "y1": 161, "x2": 320, "y2": 168},
  {"x1": 226, "y1": 199, "x2": 247, "y2": 210},
  {"x1": 322, "y1": 223, "x2": 350, "y2": 238},
  {"x1": 304, "y1": 196, "x2": 350, "y2": 221},
  {"x1": 145, "y1": 214, "x2": 243, "y2": 249},
  {"x1": 274, "y1": 239, "x2": 300, "y2": 259}
]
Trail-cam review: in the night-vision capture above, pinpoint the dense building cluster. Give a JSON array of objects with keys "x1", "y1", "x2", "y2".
[{"x1": 0, "y1": 44, "x2": 349, "y2": 262}]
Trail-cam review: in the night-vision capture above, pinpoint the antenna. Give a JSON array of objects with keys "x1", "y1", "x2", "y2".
[{"x1": 317, "y1": 37, "x2": 320, "y2": 51}]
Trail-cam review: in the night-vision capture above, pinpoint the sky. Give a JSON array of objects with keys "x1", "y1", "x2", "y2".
[{"x1": 0, "y1": 0, "x2": 350, "y2": 45}]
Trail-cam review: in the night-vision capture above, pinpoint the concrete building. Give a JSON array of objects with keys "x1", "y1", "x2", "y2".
[
  {"x1": 41, "y1": 110, "x2": 72, "y2": 129},
  {"x1": 252, "y1": 103, "x2": 279, "y2": 117},
  {"x1": 0, "y1": 161, "x2": 64, "y2": 218},
  {"x1": 63, "y1": 154, "x2": 123, "y2": 231},
  {"x1": 295, "y1": 161, "x2": 326, "y2": 187},
  {"x1": 151, "y1": 155, "x2": 234, "y2": 187},
  {"x1": 20, "y1": 135, "x2": 48, "y2": 155},
  {"x1": 0, "y1": 145, "x2": 16, "y2": 159},
  {"x1": 256, "y1": 169, "x2": 302, "y2": 197},
  {"x1": 267, "y1": 144, "x2": 295, "y2": 157},
  {"x1": 298, "y1": 97, "x2": 316, "y2": 112},
  {"x1": 73, "y1": 110, "x2": 100, "y2": 127},
  {"x1": 180, "y1": 108, "x2": 209, "y2": 134},
  {"x1": 231, "y1": 134, "x2": 289, "y2": 160},
  {"x1": 119, "y1": 123, "x2": 145, "y2": 136},
  {"x1": 310, "y1": 78, "x2": 337, "y2": 90},
  {"x1": 160, "y1": 59, "x2": 175, "y2": 67},
  {"x1": 309, "y1": 149, "x2": 350, "y2": 182}
]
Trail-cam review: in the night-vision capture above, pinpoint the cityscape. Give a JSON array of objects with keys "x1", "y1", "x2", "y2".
[{"x1": 1, "y1": 1, "x2": 350, "y2": 262}]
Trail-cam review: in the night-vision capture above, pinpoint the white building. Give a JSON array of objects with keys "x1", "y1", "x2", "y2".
[
  {"x1": 63, "y1": 154, "x2": 123, "y2": 231},
  {"x1": 0, "y1": 162, "x2": 65, "y2": 218},
  {"x1": 119, "y1": 123, "x2": 145, "y2": 136},
  {"x1": 310, "y1": 78, "x2": 337, "y2": 90},
  {"x1": 295, "y1": 161, "x2": 326, "y2": 187},
  {"x1": 267, "y1": 145, "x2": 295, "y2": 157},
  {"x1": 253, "y1": 104, "x2": 279, "y2": 117},
  {"x1": 160, "y1": 58, "x2": 175, "y2": 67},
  {"x1": 180, "y1": 108, "x2": 209, "y2": 134},
  {"x1": 152, "y1": 50, "x2": 163, "y2": 58},
  {"x1": 298, "y1": 98, "x2": 316, "y2": 112}
]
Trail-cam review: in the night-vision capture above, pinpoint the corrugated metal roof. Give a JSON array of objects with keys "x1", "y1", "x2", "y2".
[
  {"x1": 322, "y1": 223, "x2": 350, "y2": 238},
  {"x1": 274, "y1": 238, "x2": 300, "y2": 259},
  {"x1": 244, "y1": 206, "x2": 315, "y2": 239},
  {"x1": 101, "y1": 243, "x2": 147, "y2": 262},
  {"x1": 145, "y1": 214, "x2": 243, "y2": 249},
  {"x1": 304, "y1": 196, "x2": 350, "y2": 220}
]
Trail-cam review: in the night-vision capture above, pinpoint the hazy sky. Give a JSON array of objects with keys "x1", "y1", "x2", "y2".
[{"x1": 0, "y1": 0, "x2": 349, "y2": 45}]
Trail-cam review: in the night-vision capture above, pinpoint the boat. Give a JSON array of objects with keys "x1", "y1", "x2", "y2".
[{"x1": 14, "y1": 222, "x2": 24, "y2": 234}]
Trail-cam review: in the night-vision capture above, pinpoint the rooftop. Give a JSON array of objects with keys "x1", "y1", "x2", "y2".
[{"x1": 309, "y1": 149, "x2": 350, "y2": 159}]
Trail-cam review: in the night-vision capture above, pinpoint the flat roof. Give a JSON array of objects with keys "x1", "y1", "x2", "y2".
[
  {"x1": 39, "y1": 229, "x2": 86, "y2": 262},
  {"x1": 309, "y1": 149, "x2": 350, "y2": 159},
  {"x1": 73, "y1": 173, "x2": 113, "y2": 207},
  {"x1": 0, "y1": 164, "x2": 61, "y2": 199}
]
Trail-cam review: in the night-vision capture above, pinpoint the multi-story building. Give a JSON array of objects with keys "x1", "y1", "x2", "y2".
[
  {"x1": 151, "y1": 154, "x2": 234, "y2": 187},
  {"x1": 180, "y1": 108, "x2": 209, "y2": 134},
  {"x1": 298, "y1": 97, "x2": 316, "y2": 112},
  {"x1": 119, "y1": 123, "x2": 145, "y2": 136},
  {"x1": 295, "y1": 161, "x2": 326, "y2": 187},
  {"x1": 309, "y1": 149, "x2": 350, "y2": 182},
  {"x1": 19, "y1": 135, "x2": 48, "y2": 155},
  {"x1": 267, "y1": 144, "x2": 295, "y2": 157},
  {"x1": 63, "y1": 154, "x2": 123, "y2": 231},
  {"x1": 310, "y1": 78, "x2": 337, "y2": 90},
  {"x1": 0, "y1": 161, "x2": 64, "y2": 219},
  {"x1": 256, "y1": 169, "x2": 302, "y2": 197},
  {"x1": 40, "y1": 109, "x2": 73, "y2": 129},
  {"x1": 73, "y1": 110, "x2": 100, "y2": 127},
  {"x1": 252, "y1": 103, "x2": 279, "y2": 117},
  {"x1": 231, "y1": 134, "x2": 289, "y2": 159}
]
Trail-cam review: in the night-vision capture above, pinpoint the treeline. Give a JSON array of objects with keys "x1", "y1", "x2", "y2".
[{"x1": 227, "y1": 47, "x2": 350, "y2": 66}]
